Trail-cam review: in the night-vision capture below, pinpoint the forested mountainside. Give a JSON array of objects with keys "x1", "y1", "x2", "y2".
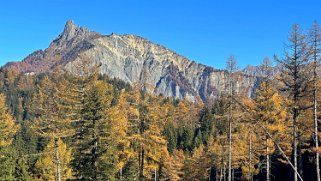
[
  {"x1": 4, "y1": 20, "x2": 258, "y2": 103},
  {"x1": 0, "y1": 22, "x2": 321, "y2": 181}
]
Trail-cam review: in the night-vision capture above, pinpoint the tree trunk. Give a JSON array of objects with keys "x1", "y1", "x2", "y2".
[
  {"x1": 140, "y1": 146, "x2": 145, "y2": 180},
  {"x1": 228, "y1": 72, "x2": 233, "y2": 181},
  {"x1": 314, "y1": 52, "x2": 320, "y2": 181},
  {"x1": 298, "y1": 134, "x2": 303, "y2": 178},
  {"x1": 266, "y1": 137, "x2": 270, "y2": 181},
  {"x1": 249, "y1": 135, "x2": 252, "y2": 181},
  {"x1": 55, "y1": 139, "x2": 61, "y2": 181},
  {"x1": 154, "y1": 168, "x2": 157, "y2": 181},
  {"x1": 293, "y1": 108, "x2": 298, "y2": 181},
  {"x1": 232, "y1": 169, "x2": 234, "y2": 181},
  {"x1": 226, "y1": 54, "x2": 237, "y2": 181},
  {"x1": 79, "y1": 83, "x2": 85, "y2": 180},
  {"x1": 260, "y1": 121, "x2": 303, "y2": 181},
  {"x1": 216, "y1": 169, "x2": 219, "y2": 181},
  {"x1": 223, "y1": 164, "x2": 226, "y2": 181},
  {"x1": 138, "y1": 147, "x2": 141, "y2": 179},
  {"x1": 221, "y1": 142, "x2": 224, "y2": 181},
  {"x1": 316, "y1": 90, "x2": 320, "y2": 181},
  {"x1": 228, "y1": 117, "x2": 232, "y2": 181},
  {"x1": 93, "y1": 119, "x2": 98, "y2": 180}
]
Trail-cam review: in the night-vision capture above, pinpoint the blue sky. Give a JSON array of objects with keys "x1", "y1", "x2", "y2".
[{"x1": 0, "y1": 0, "x2": 320, "y2": 69}]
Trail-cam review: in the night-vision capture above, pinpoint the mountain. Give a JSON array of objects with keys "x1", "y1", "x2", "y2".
[{"x1": 4, "y1": 20, "x2": 259, "y2": 103}]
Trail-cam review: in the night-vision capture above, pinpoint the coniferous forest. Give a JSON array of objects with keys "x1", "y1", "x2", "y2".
[{"x1": 1, "y1": 23, "x2": 321, "y2": 181}]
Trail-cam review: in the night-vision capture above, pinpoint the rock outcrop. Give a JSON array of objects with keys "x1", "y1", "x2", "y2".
[{"x1": 5, "y1": 20, "x2": 259, "y2": 103}]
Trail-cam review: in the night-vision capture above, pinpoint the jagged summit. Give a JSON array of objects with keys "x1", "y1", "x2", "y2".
[
  {"x1": 54, "y1": 20, "x2": 100, "y2": 46},
  {"x1": 4, "y1": 20, "x2": 258, "y2": 103},
  {"x1": 65, "y1": 20, "x2": 76, "y2": 30},
  {"x1": 61, "y1": 20, "x2": 78, "y2": 40}
]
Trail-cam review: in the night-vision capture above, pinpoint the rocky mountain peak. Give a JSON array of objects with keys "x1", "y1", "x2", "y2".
[
  {"x1": 4, "y1": 20, "x2": 259, "y2": 103},
  {"x1": 63, "y1": 20, "x2": 77, "y2": 38},
  {"x1": 53, "y1": 20, "x2": 100, "y2": 45}
]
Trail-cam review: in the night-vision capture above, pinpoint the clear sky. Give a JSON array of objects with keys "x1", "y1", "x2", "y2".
[{"x1": 0, "y1": 0, "x2": 321, "y2": 69}]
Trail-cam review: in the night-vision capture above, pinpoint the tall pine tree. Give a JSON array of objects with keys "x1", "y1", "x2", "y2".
[{"x1": 275, "y1": 24, "x2": 310, "y2": 181}]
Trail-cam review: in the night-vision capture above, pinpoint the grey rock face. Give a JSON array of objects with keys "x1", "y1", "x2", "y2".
[{"x1": 5, "y1": 21, "x2": 258, "y2": 103}]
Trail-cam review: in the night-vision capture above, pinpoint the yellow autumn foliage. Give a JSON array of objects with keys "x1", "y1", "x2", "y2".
[
  {"x1": 34, "y1": 138, "x2": 73, "y2": 181},
  {"x1": 0, "y1": 94, "x2": 19, "y2": 147}
]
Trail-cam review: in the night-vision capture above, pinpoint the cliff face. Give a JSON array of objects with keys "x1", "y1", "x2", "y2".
[{"x1": 4, "y1": 20, "x2": 259, "y2": 103}]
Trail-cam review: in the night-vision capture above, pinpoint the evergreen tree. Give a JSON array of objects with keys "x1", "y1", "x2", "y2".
[
  {"x1": 73, "y1": 80, "x2": 117, "y2": 180},
  {"x1": 122, "y1": 157, "x2": 139, "y2": 181},
  {"x1": 199, "y1": 106, "x2": 217, "y2": 145},
  {"x1": 14, "y1": 155, "x2": 32, "y2": 181},
  {"x1": 177, "y1": 126, "x2": 194, "y2": 152},
  {"x1": 163, "y1": 122, "x2": 178, "y2": 154},
  {"x1": 12, "y1": 121, "x2": 38, "y2": 170},
  {"x1": 193, "y1": 129, "x2": 203, "y2": 148},
  {"x1": 0, "y1": 146, "x2": 16, "y2": 181}
]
